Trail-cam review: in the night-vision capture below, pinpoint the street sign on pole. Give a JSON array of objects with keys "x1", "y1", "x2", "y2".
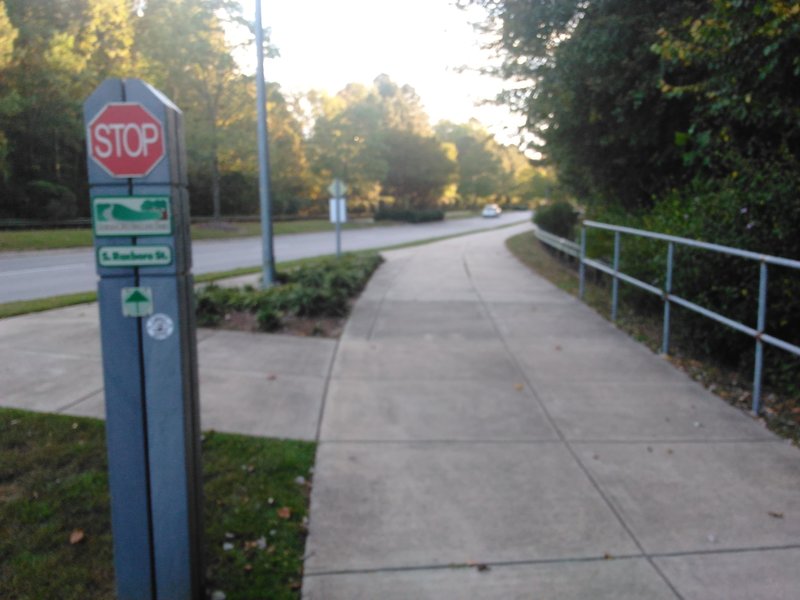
[
  {"x1": 84, "y1": 78, "x2": 203, "y2": 600},
  {"x1": 328, "y1": 179, "x2": 347, "y2": 258},
  {"x1": 328, "y1": 178, "x2": 347, "y2": 199}
]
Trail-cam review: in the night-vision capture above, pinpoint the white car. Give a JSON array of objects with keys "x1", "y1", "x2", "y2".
[{"x1": 482, "y1": 203, "x2": 502, "y2": 218}]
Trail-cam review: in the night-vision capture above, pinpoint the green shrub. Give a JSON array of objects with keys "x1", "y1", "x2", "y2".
[
  {"x1": 589, "y1": 152, "x2": 800, "y2": 392},
  {"x1": 256, "y1": 306, "x2": 282, "y2": 332},
  {"x1": 533, "y1": 201, "x2": 578, "y2": 239},
  {"x1": 374, "y1": 208, "x2": 444, "y2": 223},
  {"x1": 195, "y1": 254, "x2": 384, "y2": 331}
]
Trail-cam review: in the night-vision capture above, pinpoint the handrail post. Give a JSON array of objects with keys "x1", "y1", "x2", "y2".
[
  {"x1": 752, "y1": 261, "x2": 768, "y2": 414},
  {"x1": 662, "y1": 242, "x2": 674, "y2": 355},
  {"x1": 579, "y1": 225, "x2": 586, "y2": 300},
  {"x1": 611, "y1": 231, "x2": 621, "y2": 321}
]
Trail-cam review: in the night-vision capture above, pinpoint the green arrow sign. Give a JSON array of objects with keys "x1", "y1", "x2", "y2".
[{"x1": 121, "y1": 287, "x2": 154, "y2": 317}]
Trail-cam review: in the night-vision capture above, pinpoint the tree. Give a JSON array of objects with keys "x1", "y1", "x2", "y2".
[
  {"x1": 654, "y1": 0, "x2": 800, "y2": 171},
  {"x1": 135, "y1": 0, "x2": 262, "y2": 219},
  {"x1": 0, "y1": 1, "x2": 19, "y2": 181},
  {"x1": 463, "y1": 0, "x2": 706, "y2": 210},
  {"x1": 436, "y1": 120, "x2": 503, "y2": 204},
  {"x1": 0, "y1": 0, "x2": 138, "y2": 219},
  {"x1": 306, "y1": 76, "x2": 435, "y2": 211},
  {"x1": 380, "y1": 130, "x2": 456, "y2": 209}
]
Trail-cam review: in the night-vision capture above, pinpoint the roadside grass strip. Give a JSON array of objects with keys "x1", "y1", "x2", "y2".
[{"x1": 0, "y1": 408, "x2": 315, "y2": 600}]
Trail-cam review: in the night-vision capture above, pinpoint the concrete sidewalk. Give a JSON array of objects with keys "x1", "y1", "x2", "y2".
[
  {"x1": 0, "y1": 303, "x2": 335, "y2": 441},
  {"x1": 303, "y1": 223, "x2": 800, "y2": 599}
]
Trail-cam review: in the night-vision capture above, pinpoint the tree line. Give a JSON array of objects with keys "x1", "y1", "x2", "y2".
[
  {"x1": 0, "y1": 0, "x2": 551, "y2": 222},
  {"x1": 465, "y1": 0, "x2": 799, "y2": 380}
]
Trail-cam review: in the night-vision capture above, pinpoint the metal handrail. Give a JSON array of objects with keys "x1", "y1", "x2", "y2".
[
  {"x1": 578, "y1": 220, "x2": 800, "y2": 414},
  {"x1": 533, "y1": 225, "x2": 580, "y2": 258}
]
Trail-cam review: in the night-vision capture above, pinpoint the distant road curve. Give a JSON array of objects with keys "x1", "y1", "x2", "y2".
[{"x1": 0, "y1": 212, "x2": 531, "y2": 303}]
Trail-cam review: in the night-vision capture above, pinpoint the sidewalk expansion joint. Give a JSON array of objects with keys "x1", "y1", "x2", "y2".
[
  {"x1": 317, "y1": 439, "x2": 563, "y2": 445},
  {"x1": 314, "y1": 337, "x2": 341, "y2": 442},
  {"x1": 56, "y1": 387, "x2": 104, "y2": 414},
  {"x1": 304, "y1": 543, "x2": 800, "y2": 579},
  {"x1": 570, "y1": 438, "x2": 785, "y2": 445}
]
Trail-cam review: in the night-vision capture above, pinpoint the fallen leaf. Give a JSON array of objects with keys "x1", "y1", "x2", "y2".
[
  {"x1": 244, "y1": 540, "x2": 259, "y2": 551},
  {"x1": 666, "y1": 449, "x2": 674, "y2": 455},
  {"x1": 267, "y1": 374, "x2": 277, "y2": 381},
  {"x1": 768, "y1": 511, "x2": 784, "y2": 519},
  {"x1": 466, "y1": 560, "x2": 490, "y2": 572},
  {"x1": 603, "y1": 552, "x2": 614, "y2": 560},
  {"x1": 277, "y1": 507, "x2": 292, "y2": 520},
  {"x1": 554, "y1": 345, "x2": 562, "y2": 351},
  {"x1": 243, "y1": 563, "x2": 253, "y2": 573},
  {"x1": 69, "y1": 529, "x2": 85, "y2": 545},
  {"x1": 646, "y1": 447, "x2": 653, "y2": 453},
  {"x1": 514, "y1": 383, "x2": 524, "y2": 392},
  {"x1": 289, "y1": 580, "x2": 302, "y2": 590}
]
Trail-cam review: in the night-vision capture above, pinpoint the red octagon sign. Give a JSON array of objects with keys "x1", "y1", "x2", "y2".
[{"x1": 87, "y1": 103, "x2": 165, "y2": 178}]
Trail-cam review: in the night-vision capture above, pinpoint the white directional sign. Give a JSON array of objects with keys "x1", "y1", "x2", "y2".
[{"x1": 329, "y1": 198, "x2": 347, "y2": 224}]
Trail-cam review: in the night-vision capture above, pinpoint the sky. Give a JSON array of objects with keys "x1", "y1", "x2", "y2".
[{"x1": 236, "y1": 0, "x2": 524, "y2": 145}]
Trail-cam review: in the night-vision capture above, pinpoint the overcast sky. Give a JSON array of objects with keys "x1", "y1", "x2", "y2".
[{"x1": 236, "y1": 0, "x2": 523, "y2": 144}]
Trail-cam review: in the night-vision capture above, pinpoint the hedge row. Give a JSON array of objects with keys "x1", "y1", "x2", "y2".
[
  {"x1": 374, "y1": 208, "x2": 444, "y2": 223},
  {"x1": 195, "y1": 254, "x2": 384, "y2": 332}
]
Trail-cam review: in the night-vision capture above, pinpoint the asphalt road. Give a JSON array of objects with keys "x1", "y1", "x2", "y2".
[{"x1": 0, "y1": 212, "x2": 531, "y2": 303}]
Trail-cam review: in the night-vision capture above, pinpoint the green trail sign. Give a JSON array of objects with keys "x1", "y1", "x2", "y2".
[
  {"x1": 121, "y1": 287, "x2": 154, "y2": 317},
  {"x1": 98, "y1": 245, "x2": 172, "y2": 268},
  {"x1": 93, "y1": 195, "x2": 172, "y2": 236}
]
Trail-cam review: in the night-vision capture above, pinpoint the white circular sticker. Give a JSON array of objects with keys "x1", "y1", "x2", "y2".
[{"x1": 146, "y1": 313, "x2": 174, "y2": 340}]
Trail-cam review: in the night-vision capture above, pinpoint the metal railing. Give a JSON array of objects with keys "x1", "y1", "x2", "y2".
[
  {"x1": 568, "y1": 220, "x2": 800, "y2": 414},
  {"x1": 533, "y1": 225, "x2": 581, "y2": 258}
]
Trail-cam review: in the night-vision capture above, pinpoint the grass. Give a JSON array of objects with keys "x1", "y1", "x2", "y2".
[
  {"x1": 0, "y1": 292, "x2": 98, "y2": 320},
  {"x1": 506, "y1": 231, "x2": 800, "y2": 443},
  {"x1": 0, "y1": 408, "x2": 315, "y2": 600},
  {"x1": 0, "y1": 219, "x2": 394, "y2": 252},
  {"x1": 0, "y1": 211, "x2": 486, "y2": 253}
]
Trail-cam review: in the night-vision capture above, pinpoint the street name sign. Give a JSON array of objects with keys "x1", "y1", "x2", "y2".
[
  {"x1": 98, "y1": 245, "x2": 173, "y2": 268},
  {"x1": 93, "y1": 196, "x2": 172, "y2": 236}
]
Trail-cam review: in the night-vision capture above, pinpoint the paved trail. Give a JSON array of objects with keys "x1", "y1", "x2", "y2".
[{"x1": 303, "y1": 223, "x2": 800, "y2": 599}]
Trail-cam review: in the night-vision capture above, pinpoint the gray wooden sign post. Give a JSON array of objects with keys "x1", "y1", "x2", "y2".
[{"x1": 83, "y1": 79, "x2": 203, "y2": 600}]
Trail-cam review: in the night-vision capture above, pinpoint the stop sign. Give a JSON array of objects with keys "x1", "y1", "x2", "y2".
[{"x1": 87, "y1": 103, "x2": 165, "y2": 178}]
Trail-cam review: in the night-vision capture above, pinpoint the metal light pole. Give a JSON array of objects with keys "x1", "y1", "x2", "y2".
[{"x1": 255, "y1": 0, "x2": 276, "y2": 286}]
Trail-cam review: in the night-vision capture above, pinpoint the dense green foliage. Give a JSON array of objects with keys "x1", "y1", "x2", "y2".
[
  {"x1": 0, "y1": 1, "x2": 543, "y2": 221},
  {"x1": 468, "y1": 0, "x2": 800, "y2": 391},
  {"x1": 533, "y1": 201, "x2": 578, "y2": 239},
  {"x1": 195, "y1": 253, "x2": 383, "y2": 330},
  {"x1": 373, "y1": 207, "x2": 445, "y2": 223}
]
